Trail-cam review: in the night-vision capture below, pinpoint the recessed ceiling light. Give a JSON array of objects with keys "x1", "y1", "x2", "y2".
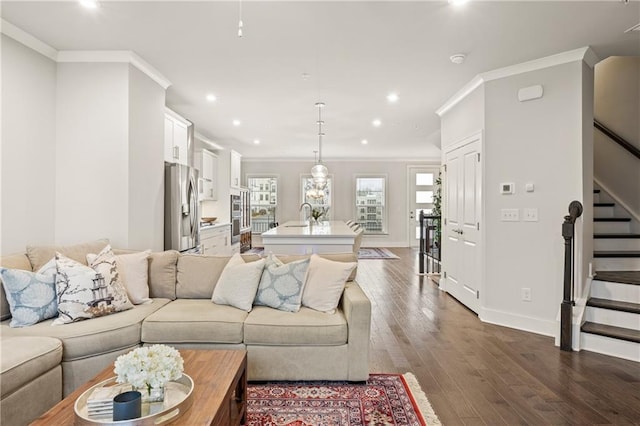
[
  {"x1": 253, "y1": 139, "x2": 261, "y2": 145},
  {"x1": 449, "y1": 0, "x2": 470, "y2": 6},
  {"x1": 372, "y1": 119, "x2": 382, "y2": 127},
  {"x1": 361, "y1": 139, "x2": 369, "y2": 145},
  {"x1": 232, "y1": 119, "x2": 241, "y2": 126},
  {"x1": 206, "y1": 94, "x2": 217, "y2": 102},
  {"x1": 387, "y1": 93, "x2": 399, "y2": 103},
  {"x1": 450, "y1": 54, "x2": 466, "y2": 64},
  {"x1": 79, "y1": 0, "x2": 99, "y2": 9}
]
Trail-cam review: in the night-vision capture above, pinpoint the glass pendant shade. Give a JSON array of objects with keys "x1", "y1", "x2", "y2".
[{"x1": 311, "y1": 163, "x2": 328, "y2": 179}]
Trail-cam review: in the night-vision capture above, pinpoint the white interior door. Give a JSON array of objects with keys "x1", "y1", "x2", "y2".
[
  {"x1": 407, "y1": 166, "x2": 440, "y2": 248},
  {"x1": 443, "y1": 135, "x2": 482, "y2": 313}
]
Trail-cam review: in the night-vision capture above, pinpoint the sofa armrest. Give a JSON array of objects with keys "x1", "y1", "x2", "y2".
[{"x1": 340, "y1": 281, "x2": 371, "y2": 381}]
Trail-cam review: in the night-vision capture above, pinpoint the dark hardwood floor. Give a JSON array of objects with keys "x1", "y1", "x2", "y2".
[{"x1": 356, "y1": 247, "x2": 640, "y2": 425}]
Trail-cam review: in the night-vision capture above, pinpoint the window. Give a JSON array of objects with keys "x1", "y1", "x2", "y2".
[
  {"x1": 247, "y1": 176, "x2": 278, "y2": 233},
  {"x1": 301, "y1": 175, "x2": 332, "y2": 220},
  {"x1": 355, "y1": 176, "x2": 386, "y2": 234}
]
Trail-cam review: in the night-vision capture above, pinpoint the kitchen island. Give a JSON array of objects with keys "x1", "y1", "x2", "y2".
[{"x1": 261, "y1": 220, "x2": 357, "y2": 255}]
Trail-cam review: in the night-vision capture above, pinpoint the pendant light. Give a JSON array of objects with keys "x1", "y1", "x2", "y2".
[{"x1": 310, "y1": 102, "x2": 328, "y2": 188}]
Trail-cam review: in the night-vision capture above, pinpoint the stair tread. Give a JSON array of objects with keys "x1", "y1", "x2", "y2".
[
  {"x1": 581, "y1": 322, "x2": 640, "y2": 343},
  {"x1": 594, "y1": 251, "x2": 640, "y2": 258},
  {"x1": 594, "y1": 233, "x2": 640, "y2": 239},
  {"x1": 587, "y1": 297, "x2": 640, "y2": 314},
  {"x1": 594, "y1": 217, "x2": 631, "y2": 222},
  {"x1": 594, "y1": 271, "x2": 640, "y2": 285},
  {"x1": 594, "y1": 189, "x2": 601, "y2": 193},
  {"x1": 594, "y1": 202, "x2": 615, "y2": 207}
]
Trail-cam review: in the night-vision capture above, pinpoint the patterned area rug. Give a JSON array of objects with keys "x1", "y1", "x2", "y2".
[
  {"x1": 357, "y1": 248, "x2": 399, "y2": 259},
  {"x1": 246, "y1": 373, "x2": 441, "y2": 426}
]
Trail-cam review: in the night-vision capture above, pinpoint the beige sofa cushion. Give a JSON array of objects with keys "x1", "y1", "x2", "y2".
[
  {"x1": 1, "y1": 336, "x2": 62, "y2": 398},
  {"x1": 142, "y1": 299, "x2": 247, "y2": 344},
  {"x1": 0, "y1": 299, "x2": 170, "y2": 362},
  {"x1": 244, "y1": 306, "x2": 348, "y2": 345},
  {"x1": 274, "y1": 253, "x2": 358, "y2": 281},
  {"x1": 26, "y1": 239, "x2": 109, "y2": 271},
  {"x1": 0, "y1": 253, "x2": 32, "y2": 321},
  {"x1": 148, "y1": 251, "x2": 179, "y2": 299}
]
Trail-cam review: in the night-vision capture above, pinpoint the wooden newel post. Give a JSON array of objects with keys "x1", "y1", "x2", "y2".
[
  {"x1": 419, "y1": 210, "x2": 425, "y2": 274},
  {"x1": 560, "y1": 201, "x2": 583, "y2": 352}
]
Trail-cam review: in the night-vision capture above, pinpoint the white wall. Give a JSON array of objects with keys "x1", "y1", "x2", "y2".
[
  {"x1": 440, "y1": 86, "x2": 485, "y2": 149},
  {"x1": 1, "y1": 35, "x2": 57, "y2": 254},
  {"x1": 128, "y1": 65, "x2": 165, "y2": 251},
  {"x1": 55, "y1": 62, "x2": 130, "y2": 247},
  {"x1": 482, "y1": 61, "x2": 592, "y2": 335},
  {"x1": 243, "y1": 159, "x2": 438, "y2": 247},
  {"x1": 594, "y1": 57, "x2": 640, "y2": 219}
]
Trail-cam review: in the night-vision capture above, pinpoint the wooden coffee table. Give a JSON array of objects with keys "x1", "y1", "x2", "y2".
[{"x1": 31, "y1": 350, "x2": 247, "y2": 425}]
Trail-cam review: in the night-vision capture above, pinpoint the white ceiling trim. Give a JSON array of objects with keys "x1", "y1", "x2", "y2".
[
  {"x1": 57, "y1": 51, "x2": 171, "y2": 89},
  {"x1": 194, "y1": 132, "x2": 224, "y2": 150},
  {"x1": 242, "y1": 157, "x2": 441, "y2": 163},
  {"x1": 436, "y1": 46, "x2": 599, "y2": 117},
  {"x1": 1, "y1": 19, "x2": 57, "y2": 61}
]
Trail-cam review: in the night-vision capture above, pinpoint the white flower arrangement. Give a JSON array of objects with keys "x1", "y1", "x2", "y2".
[{"x1": 114, "y1": 345, "x2": 184, "y2": 394}]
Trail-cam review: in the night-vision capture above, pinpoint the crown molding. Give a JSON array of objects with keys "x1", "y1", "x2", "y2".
[
  {"x1": 436, "y1": 46, "x2": 600, "y2": 117},
  {"x1": 57, "y1": 51, "x2": 171, "y2": 89},
  {"x1": 194, "y1": 132, "x2": 224, "y2": 150},
  {"x1": 1, "y1": 19, "x2": 57, "y2": 61},
  {"x1": 2, "y1": 19, "x2": 171, "y2": 89}
]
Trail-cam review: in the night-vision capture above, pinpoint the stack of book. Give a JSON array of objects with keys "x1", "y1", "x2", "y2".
[{"x1": 86, "y1": 384, "x2": 132, "y2": 420}]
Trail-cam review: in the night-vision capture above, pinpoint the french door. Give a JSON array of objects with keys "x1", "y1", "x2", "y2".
[
  {"x1": 443, "y1": 133, "x2": 482, "y2": 313},
  {"x1": 407, "y1": 166, "x2": 440, "y2": 248}
]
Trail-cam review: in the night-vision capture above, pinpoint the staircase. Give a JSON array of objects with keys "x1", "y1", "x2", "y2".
[{"x1": 580, "y1": 187, "x2": 640, "y2": 362}]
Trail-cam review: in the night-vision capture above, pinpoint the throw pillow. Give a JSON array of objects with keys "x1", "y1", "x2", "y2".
[
  {"x1": 54, "y1": 252, "x2": 132, "y2": 325},
  {"x1": 302, "y1": 254, "x2": 357, "y2": 314},
  {"x1": 87, "y1": 245, "x2": 133, "y2": 310},
  {"x1": 254, "y1": 254, "x2": 310, "y2": 312},
  {"x1": 0, "y1": 258, "x2": 58, "y2": 327},
  {"x1": 211, "y1": 253, "x2": 265, "y2": 312},
  {"x1": 88, "y1": 250, "x2": 152, "y2": 304}
]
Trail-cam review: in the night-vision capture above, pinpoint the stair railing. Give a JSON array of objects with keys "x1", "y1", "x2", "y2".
[
  {"x1": 560, "y1": 201, "x2": 583, "y2": 351},
  {"x1": 594, "y1": 119, "x2": 640, "y2": 160},
  {"x1": 418, "y1": 211, "x2": 441, "y2": 275}
]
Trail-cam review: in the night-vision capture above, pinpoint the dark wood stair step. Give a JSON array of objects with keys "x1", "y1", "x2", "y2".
[
  {"x1": 587, "y1": 297, "x2": 640, "y2": 314},
  {"x1": 594, "y1": 202, "x2": 615, "y2": 207},
  {"x1": 594, "y1": 233, "x2": 640, "y2": 239},
  {"x1": 594, "y1": 189, "x2": 601, "y2": 193},
  {"x1": 594, "y1": 217, "x2": 631, "y2": 222},
  {"x1": 594, "y1": 271, "x2": 640, "y2": 285},
  {"x1": 581, "y1": 322, "x2": 640, "y2": 344},
  {"x1": 594, "y1": 251, "x2": 640, "y2": 258}
]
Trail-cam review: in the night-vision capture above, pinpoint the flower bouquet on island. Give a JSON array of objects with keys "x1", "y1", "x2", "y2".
[{"x1": 114, "y1": 345, "x2": 184, "y2": 404}]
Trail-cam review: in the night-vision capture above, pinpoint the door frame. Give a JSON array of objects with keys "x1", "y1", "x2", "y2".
[
  {"x1": 441, "y1": 130, "x2": 485, "y2": 314},
  {"x1": 406, "y1": 164, "x2": 441, "y2": 247}
]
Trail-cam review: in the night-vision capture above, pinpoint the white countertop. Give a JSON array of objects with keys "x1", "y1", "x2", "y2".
[
  {"x1": 261, "y1": 221, "x2": 356, "y2": 238},
  {"x1": 200, "y1": 222, "x2": 231, "y2": 232}
]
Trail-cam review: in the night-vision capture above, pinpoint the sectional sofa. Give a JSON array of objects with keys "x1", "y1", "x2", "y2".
[{"x1": 0, "y1": 240, "x2": 371, "y2": 425}]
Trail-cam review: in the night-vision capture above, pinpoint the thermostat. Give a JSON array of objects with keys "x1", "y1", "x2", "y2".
[{"x1": 500, "y1": 183, "x2": 515, "y2": 194}]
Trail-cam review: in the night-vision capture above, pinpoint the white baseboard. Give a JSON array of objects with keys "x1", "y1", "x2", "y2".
[{"x1": 480, "y1": 308, "x2": 557, "y2": 338}]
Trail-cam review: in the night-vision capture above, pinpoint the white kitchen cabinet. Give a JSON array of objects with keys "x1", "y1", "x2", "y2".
[
  {"x1": 197, "y1": 149, "x2": 218, "y2": 200},
  {"x1": 164, "y1": 112, "x2": 189, "y2": 166},
  {"x1": 200, "y1": 224, "x2": 231, "y2": 255},
  {"x1": 230, "y1": 149, "x2": 242, "y2": 188}
]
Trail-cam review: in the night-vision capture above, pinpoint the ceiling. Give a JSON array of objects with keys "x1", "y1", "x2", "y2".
[{"x1": 2, "y1": 1, "x2": 639, "y2": 160}]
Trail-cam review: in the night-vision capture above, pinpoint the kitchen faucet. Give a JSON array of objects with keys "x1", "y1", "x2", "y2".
[{"x1": 299, "y1": 202, "x2": 312, "y2": 222}]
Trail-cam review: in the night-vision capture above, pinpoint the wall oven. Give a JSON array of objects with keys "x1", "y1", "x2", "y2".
[{"x1": 231, "y1": 194, "x2": 241, "y2": 244}]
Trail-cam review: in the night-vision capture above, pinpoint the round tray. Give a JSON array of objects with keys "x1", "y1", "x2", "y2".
[{"x1": 74, "y1": 374, "x2": 194, "y2": 425}]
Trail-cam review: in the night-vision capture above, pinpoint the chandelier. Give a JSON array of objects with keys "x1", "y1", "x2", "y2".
[{"x1": 311, "y1": 102, "x2": 329, "y2": 190}]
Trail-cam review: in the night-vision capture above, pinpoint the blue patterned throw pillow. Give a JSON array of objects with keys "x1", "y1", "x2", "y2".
[
  {"x1": 254, "y1": 254, "x2": 310, "y2": 312},
  {"x1": 0, "y1": 258, "x2": 58, "y2": 327}
]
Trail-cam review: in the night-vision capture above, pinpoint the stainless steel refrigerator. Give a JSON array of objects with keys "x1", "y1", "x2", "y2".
[{"x1": 164, "y1": 163, "x2": 200, "y2": 253}]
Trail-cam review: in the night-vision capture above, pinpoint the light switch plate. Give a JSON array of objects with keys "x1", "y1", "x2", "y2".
[{"x1": 501, "y1": 209, "x2": 519, "y2": 221}]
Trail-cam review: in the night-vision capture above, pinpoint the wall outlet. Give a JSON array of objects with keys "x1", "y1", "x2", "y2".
[
  {"x1": 523, "y1": 208, "x2": 538, "y2": 222},
  {"x1": 522, "y1": 287, "x2": 532, "y2": 301},
  {"x1": 501, "y1": 208, "x2": 519, "y2": 221}
]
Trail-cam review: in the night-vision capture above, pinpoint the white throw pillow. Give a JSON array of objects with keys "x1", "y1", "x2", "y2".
[
  {"x1": 89, "y1": 250, "x2": 152, "y2": 305},
  {"x1": 211, "y1": 253, "x2": 266, "y2": 312},
  {"x1": 302, "y1": 254, "x2": 357, "y2": 314},
  {"x1": 254, "y1": 254, "x2": 310, "y2": 312}
]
